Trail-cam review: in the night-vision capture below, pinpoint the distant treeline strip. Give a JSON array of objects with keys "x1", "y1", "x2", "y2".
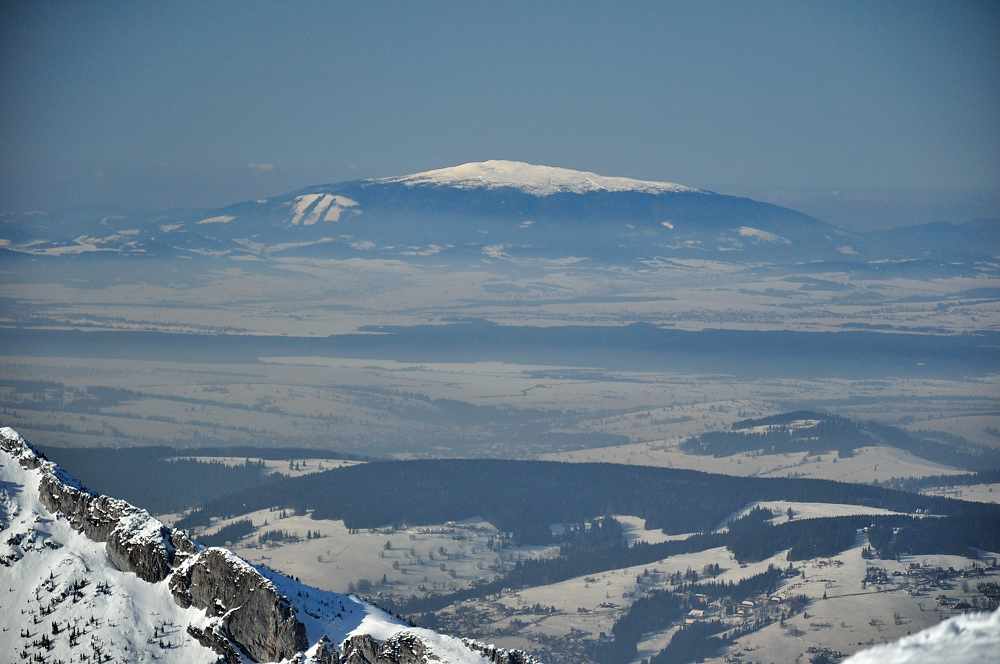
[
  {"x1": 0, "y1": 377, "x2": 374, "y2": 423},
  {"x1": 867, "y1": 514, "x2": 1000, "y2": 559},
  {"x1": 176, "y1": 446, "x2": 374, "y2": 461},
  {"x1": 32, "y1": 445, "x2": 370, "y2": 515},
  {"x1": 3, "y1": 324, "x2": 998, "y2": 376},
  {"x1": 875, "y1": 468, "x2": 1000, "y2": 493},
  {"x1": 193, "y1": 459, "x2": 999, "y2": 546},
  {"x1": 197, "y1": 518, "x2": 255, "y2": 547},
  {"x1": 683, "y1": 410, "x2": 1000, "y2": 471},
  {"x1": 649, "y1": 620, "x2": 731, "y2": 664}
]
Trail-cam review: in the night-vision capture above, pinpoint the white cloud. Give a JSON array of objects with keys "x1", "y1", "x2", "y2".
[
  {"x1": 482, "y1": 244, "x2": 509, "y2": 259},
  {"x1": 247, "y1": 162, "x2": 275, "y2": 172}
]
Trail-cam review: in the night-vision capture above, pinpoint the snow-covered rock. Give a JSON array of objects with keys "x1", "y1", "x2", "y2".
[
  {"x1": 0, "y1": 426, "x2": 539, "y2": 664},
  {"x1": 842, "y1": 608, "x2": 1000, "y2": 664}
]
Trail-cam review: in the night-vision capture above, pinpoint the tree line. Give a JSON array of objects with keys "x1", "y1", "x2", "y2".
[
  {"x1": 190, "y1": 458, "x2": 995, "y2": 547},
  {"x1": 682, "y1": 410, "x2": 1000, "y2": 470}
]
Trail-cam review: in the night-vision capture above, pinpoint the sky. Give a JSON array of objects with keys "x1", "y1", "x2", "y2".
[{"x1": 1, "y1": 0, "x2": 997, "y2": 231}]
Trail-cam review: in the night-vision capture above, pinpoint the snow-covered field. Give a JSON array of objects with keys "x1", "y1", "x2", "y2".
[
  {"x1": 486, "y1": 545, "x2": 745, "y2": 649},
  {"x1": 921, "y1": 483, "x2": 1000, "y2": 504},
  {"x1": 4, "y1": 249, "x2": 996, "y2": 337},
  {"x1": 189, "y1": 509, "x2": 559, "y2": 596},
  {"x1": 615, "y1": 515, "x2": 694, "y2": 546},
  {"x1": 714, "y1": 501, "x2": 915, "y2": 530},
  {"x1": 543, "y1": 439, "x2": 965, "y2": 483},
  {"x1": 193, "y1": 499, "x2": 926, "y2": 611},
  {"x1": 171, "y1": 456, "x2": 364, "y2": 478},
  {"x1": 699, "y1": 543, "x2": 1000, "y2": 664}
]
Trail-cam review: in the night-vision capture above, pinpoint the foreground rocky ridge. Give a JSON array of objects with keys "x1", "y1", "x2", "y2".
[{"x1": 0, "y1": 427, "x2": 542, "y2": 664}]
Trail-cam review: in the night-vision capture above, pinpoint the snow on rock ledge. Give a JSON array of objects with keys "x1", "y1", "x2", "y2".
[
  {"x1": 170, "y1": 547, "x2": 308, "y2": 662},
  {"x1": 0, "y1": 427, "x2": 190, "y2": 583}
]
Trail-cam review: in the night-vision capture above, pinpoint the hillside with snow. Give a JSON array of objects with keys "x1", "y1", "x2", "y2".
[
  {"x1": 2, "y1": 160, "x2": 991, "y2": 266},
  {"x1": 0, "y1": 427, "x2": 539, "y2": 664}
]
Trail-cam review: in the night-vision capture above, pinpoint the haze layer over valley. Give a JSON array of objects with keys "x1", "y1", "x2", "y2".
[{"x1": 2, "y1": 162, "x2": 997, "y2": 453}]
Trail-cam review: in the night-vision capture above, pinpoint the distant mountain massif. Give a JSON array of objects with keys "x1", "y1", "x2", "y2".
[
  {"x1": 0, "y1": 427, "x2": 538, "y2": 664},
  {"x1": 2, "y1": 161, "x2": 995, "y2": 265}
]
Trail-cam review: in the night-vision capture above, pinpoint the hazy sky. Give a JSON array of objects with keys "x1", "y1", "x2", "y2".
[{"x1": 1, "y1": 1, "x2": 997, "y2": 230}]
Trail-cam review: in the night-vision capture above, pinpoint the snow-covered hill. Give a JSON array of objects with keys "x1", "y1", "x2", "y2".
[
  {"x1": 0, "y1": 427, "x2": 540, "y2": 664},
  {"x1": 1, "y1": 161, "x2": 994, "y2": 266}
]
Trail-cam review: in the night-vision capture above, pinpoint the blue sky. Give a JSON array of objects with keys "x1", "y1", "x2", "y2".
[{"x1": 1, "y1": 1, "x2": 997, "y2": 230}]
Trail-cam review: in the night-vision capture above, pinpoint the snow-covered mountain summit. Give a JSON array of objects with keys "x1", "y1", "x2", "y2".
[
  {"x1": 3, "y1": 160, "x2": 994, "y2": 265},
  {"x1": 373, "y1": 160, "x2": 704, "y2": 196},
  {"x1": 0, "y1": 427, "x2": 540, "y2": 664}
]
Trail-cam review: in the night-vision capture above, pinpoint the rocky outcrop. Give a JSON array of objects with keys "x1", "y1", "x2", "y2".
[
  {"x1": 2, "y1": 430, "x2": 188, "y2": 583},
  {"x1": 0, "y1": 428, "x2": 309, "y2": 663},
  {"x1": 342, "y1": 634, "x2": 381, "y2": 664},
  {"x1": 308, "y1": 636, "x2": 341, "y2": 664},
  {"x1": 341, "y1": 632, "x2": 433, "y2": 664},
  {"x1": 170, "y1": 548, "x2": 308, "y2": 663},
  {"x1": 187, "y1": 624, "x2": 244, "y2": 664},
  {"x1": 462, "y1": 640, "x2": 544, "y2": 664}
]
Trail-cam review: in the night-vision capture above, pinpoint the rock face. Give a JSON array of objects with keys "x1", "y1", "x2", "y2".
[
  {"x1": 2, "y1": 433, "x2": 190, "y2": 583},
  {"x1": 171, "y1": 548, "x2": 309, "y2": 662},
  {"x1": 308, "y1": 636, "x2": 341, "y2": 664},
  {"x1": 462, "y1": 640, "x2": 544, "y2": 664},
  {"x1": 0, "y1": 429, "x2": 309, "y2": 663},
  {"x1": 341, "y1": 632, "x2": 432, "y2": 664},
  {"x1": 187, "y1": 624, "x2": 244, "y2": 664},
  {"x1": 337, "y1": 632, "x2": 541, "y2": 664}
]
